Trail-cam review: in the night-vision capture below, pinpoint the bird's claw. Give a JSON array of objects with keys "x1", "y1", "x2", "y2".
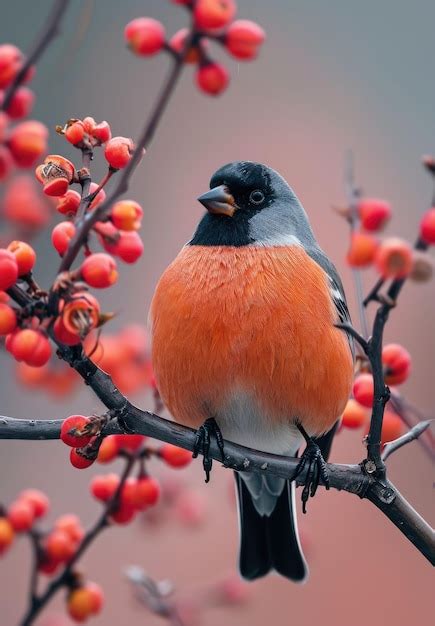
[
  {"x1": 192, "y1": 418, "x2": 225, "y2": 483},
  {"x1": 292, "y1": 440, "x2": 330, "y2": 514}
]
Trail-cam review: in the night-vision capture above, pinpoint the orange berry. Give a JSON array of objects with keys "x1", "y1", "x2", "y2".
[
  {"x1": 65, "y1": 121, "x2": 85, "y2": 145},
  {"x1": 97, "y1": 435, "x2": 120, "y2": 463},
  {"x1": 80, "y1": 252, "x2": 118, "y2": 288},
  {"x1": 0, "y1": 303, "x2": 17, "y2": 335},
  {"x1": 2, "y1": 175, "x2": 49, "y2": 229},
  {"x1": 194, "y1": 0, "x2": 236, "y2": 30},
  {"x1": 357, "y1": 198, "x2": 392, "y2": 232},
  {"x1": 134, "y1": 476, "x2": 160, "y2": 509},
  {"x1": 56, "y1": 189, "x2": 81, "y2": 216},
  {"x1": 124, "y1": 17, "x2": 166, "y2": 55},
  {"x1": 226, "y1": 20, "x2": 265, "y2": 60},
  {"x1": 420, "y1": 207, "x2": 435, "y2": 245},
  {"x1": 341, "y1": 398, "x2": 369, "y2": 429},
  {"x1": 382, "y1": 343, "x2": 411, "y2": 385},
  {"x1": 8, "y1": 120, "x2": 48, "y2": 167},
  {"x1": 60, "y1": 292, "x2": 100, "y2": 338},
  {"x1": 7, "y1": 499, "x2": 34, "y2": 532},
  {"x1": 92, "y1": 121, "x2": 111, "y2": 144},
  {"x1": 44, "y1": 529, "x2": 76, "y2": 562},
  {"x1": 7, "y1": 328, "x2": 51, "y2": 367},
  {"x1": 0, "y1": 517, "x2": 14, "y2": 554},
  {"x1": 111, "y1": 200, "x2": 143, "y2": 231},
  {"x1": 54, "y1": 514, "x2": 84, "y2": 544},
  {"x1": 196, "y1": 62, "x2": 229, "y2": 96},
  {"x1": 352, "y1": 373, "x2": 374, "y2": 408},
  {"x1": 7, "y1": 240, "x2": 36, "y2": 275},
  {"x1": 70, "y1": 448, "x2": 95, "y2": 469},
  {"x1": 160, "y1": 443, "x2": 192, "y2": 468},
  {"x1": 61, "y1": 415, "x2": 92, "y2": 448},
  {"x1": 90, "y1": 473, "x2": 120, "y2": 502},
  {"x1": 5, "y1": 86, "x2": 34, "y2": 119},
  {"x1": 67, "y1": 587, "x2": 93, "y2": 621},
  {"x1": 346, "y1": 232, "x2": 378, "y2": 267},
  {"x1": 112, "y1": 434, "x2": 145, "y2": 452},
  {"x1": 51, "y1": 221, "x2": 76, "y2": 256},
  {"x1": 86, "y1": 582, "x2": 104, "y2": 614},
  {"x1": 104, "y1": 136, "x2": 135, "y2": 169},
  {"x1": 19, "y1": 489, "x2": 49, "y2": 519},
  {"x1": 0, "y1": 249, "x2": 18, "y2": 290},
  {"x1": 375, "y1": 237, "x2": 413, "y2": 279},
  {"x1": 53, "y1": 317, "x2": 82, "y2": 346}
]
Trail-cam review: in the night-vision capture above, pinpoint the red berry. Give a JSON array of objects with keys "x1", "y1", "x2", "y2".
[
  {"x1": 2, "y1": 175, "x2": 49, "y2": 229},
  {"x1": 51, "y1": 221, "x2": 76, "y2": 256},
  {"x1": 420, "y1": 207, "x2": 435, "y2": 245},
  {"x1": 97, "y1": 435, "x2": 120, "y2": 463},
  {"x1": 90, "y1": 473, "x2": 120, "y2": 502},
  {"x1": 226, "y1": 20, "x2": 265, "y2": 59},
  {"x1": 108, "y1": 230, "x2": 144, "y2": 263},
  {"x1": 38, "y1": 557, "x2": 60, "y2": 576},
  {"x1": 382, "y1": 343, "x2": 411, "y2": 385},
  {"x1": 53, "y1": 317, "x2": 81, "y2": 346},
  {"x1": 112, "y1": 434, "x2": 145, "y2": 452},
  {"x1": 375, "y1": 237, "x2": 413, "y2": 279},
  {"x1": 352, "y1": 373, "x2": 374, "y2": 408},
  {"x1": 80, "y1": 252, "x2": 118, "y2": 288},
  {"x1": 110, "y1": 502, "x2": 136, "y2": 524},
  {"x1": 4, "y1": 86, "x2": 34, "y2": 119},
  {"x1": 194, "y1": 0, "x2": 236, "y2": 30},
  {"x1": 196, "y1": 62, "x2": 229, "y2": 96},
  {"x1": 92, "y1": 120, "x2": 112, "y2": 144},
  {"x1": 160, "y1": 444, "x2": 192, "y2": 468},
  {"x1": 358, "y1": 198, "x2": 392, "y2": 231},
  {"x1": 0, "y1": 303, "x2": 17, "y2": 335},
  {"x1": 61, "y1": 415, "x2": 92, "y2": 448},
  {"x1": 0, "y1": 44, "x2": 23, "y2": 88},
  {"x1": 7, "y1": 329, "x2": 51, "y2": 366},
  {"x1": 0, "y1": 145, "x2": 13, "y2": 180},
  {"x1": 7, "y1": 499, "x2": 34, "y2": 532},
  {"x1": 0, "y1": 518, "x2": 14, "y2": 555},
  {"x1": 19, "y1": 489, "x2": 49, "y2": 519},
  {"x1": 111, "y1": 200, "x2": 143, "y2": 231},
  {"x1": 104, "y1": 136, "x2": 135, "y2": 169},
  {"x1": 44, "y1": 529, "x2": 76, "y2": 562},
  {"x1": 7, "y1": 240, "x2": 36, "y2": 275},
  {"x1": 54, "y1": 514, "x2": 84, "y2": 543},
  {"x1": 125, "y1": 17, "x2": 166, "y2": 55},
  {"x1": 70, "y1": 448, "x2": 95, "y2": 469},
  {"x1": 25, "y1": 333, "x2": 51, "y2": 367},
  {"x1": 134, "y1": 476, "x2": 160, "y2": 509},
  {"x1": 0, "y1": 249, "x2": 18, "y2": 290},
  {"x1": 169, "y1": 28, "x2": 207, "y2": 64},
  {"x1": 67, "y1": 584, "x2": 103, "y2": 621},
  {"x1": 8, "y1": 120, "x2": 48, "y2": 167},
  {"x1": 86, "y1": 582, "x2": 104, "y2": 614},
  {"x1": 60, "y1": 291, "x2": 100, "y2": 338},
  {"x1": 65, "y1": 121, "x2": 85, "y2": 145},
  {"x1": 56, "y1": 189, "x2": 81, "y2": 216},
  {"x1": 341, "y1": 398, "x2": 369, "y2": 429},
  {"x1": 120, "y1": 477, "x2": 139, "y2": 508},
  {"x1": 346, "y1": 232, "x2": 378, "y2": 267},
  {"x1": 83, "y1": 116, "x2": 96, "y2": 134}
]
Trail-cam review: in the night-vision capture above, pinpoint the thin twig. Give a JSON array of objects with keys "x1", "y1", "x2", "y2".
[
  {"x1": 382, "y1": 420, "x2": 433, "y2": 462},
  {"x1": 19, "y1": 455, "x2": 135, "y2": 626},
  {"x1": 0, "y1": 0, "x2": 70, "y2": 112}
]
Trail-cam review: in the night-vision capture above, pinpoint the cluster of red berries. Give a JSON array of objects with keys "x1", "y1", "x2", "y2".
[
  {"x1": 346, "y1": 184, "x2": 435, "y2": 281},
  {"x1": 0, "y1": 45, "x2": 49, "y2": 180},
  {"x1": 340, "y1": 342, "x2": 411, "y2": 442},
  {"x1": 125, "y1": 0, "x2": 265, "y2": 96}
]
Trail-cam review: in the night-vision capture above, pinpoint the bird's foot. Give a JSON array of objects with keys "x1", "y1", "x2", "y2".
[
  {"x1": 292, "y1": 440, "x2": 330, "y2": 514},
  {"x1": 192, "y1": 418, "x2": 225, "y2": 483}
]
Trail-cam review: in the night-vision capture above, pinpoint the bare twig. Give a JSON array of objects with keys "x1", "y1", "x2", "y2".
[
  {"x1": 382, "y1": 420, "x2": 433, "y2": 462},
  {"x1": 0, "y1": 0, "x2": 71, "y2": 112}
]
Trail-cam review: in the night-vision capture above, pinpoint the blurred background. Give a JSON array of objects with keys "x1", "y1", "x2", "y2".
[{"x1": 0, "y1": 1, "x2": 434, "y2": 624}]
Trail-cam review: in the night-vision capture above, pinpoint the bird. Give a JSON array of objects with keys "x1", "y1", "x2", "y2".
[{"x1": 149, "y1": 161, "x2": 354, "y2": 582}]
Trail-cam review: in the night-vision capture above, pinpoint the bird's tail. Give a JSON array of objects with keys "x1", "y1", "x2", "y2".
[{"x1": 235, "y1": 473, "x2": 308, "y2": 582}]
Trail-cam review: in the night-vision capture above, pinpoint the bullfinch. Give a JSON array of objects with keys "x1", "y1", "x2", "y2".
[{"x1": 150, "y1": 161, "x2": 354, "y2": 582}]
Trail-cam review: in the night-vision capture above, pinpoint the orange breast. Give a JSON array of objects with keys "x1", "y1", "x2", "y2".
[{"x1": 150, "y1": 245, "x2": 353, "y2": 436}]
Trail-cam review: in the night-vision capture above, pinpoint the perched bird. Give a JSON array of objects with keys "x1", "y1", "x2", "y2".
[{"x1": 150, "y1": 161, "x2": 354, "y2": 582}]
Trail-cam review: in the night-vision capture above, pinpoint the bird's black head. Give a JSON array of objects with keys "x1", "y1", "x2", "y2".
[{"x1": 189, "y1": 161, "x2": 315, "y2": 248}]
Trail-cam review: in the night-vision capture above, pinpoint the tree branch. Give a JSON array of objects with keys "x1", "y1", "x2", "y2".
[
  {"x1": 381, "y1": 420, "x2": 433, "y2": 462},
  {"x1": 0, "y1": 0, "x2": 71, "y2": 112}
]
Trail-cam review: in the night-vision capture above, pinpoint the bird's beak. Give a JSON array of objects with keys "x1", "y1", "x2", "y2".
[{"x1": 197, "y1": 185, "x2": 237, "y2": 217}]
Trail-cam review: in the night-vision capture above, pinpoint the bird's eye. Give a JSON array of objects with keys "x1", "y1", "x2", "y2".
[{"x1": 249, "y1": 190, "x2": 265, "y2": 205}]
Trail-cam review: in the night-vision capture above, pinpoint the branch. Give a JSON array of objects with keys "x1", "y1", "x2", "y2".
[
  {"x1": 381, "y1": 420, "x2": 433, "y2": 462},
  {"x1": 20, "y1": 455, "x2": 135, "y2": 626},
  {"x1": 0, "y1": 0, "x2": 71, "y2": 112}
]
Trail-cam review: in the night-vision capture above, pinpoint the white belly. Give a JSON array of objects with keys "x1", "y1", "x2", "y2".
[{"x1": 215, "y1": 389, "x2": 304, "y2": 456}]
